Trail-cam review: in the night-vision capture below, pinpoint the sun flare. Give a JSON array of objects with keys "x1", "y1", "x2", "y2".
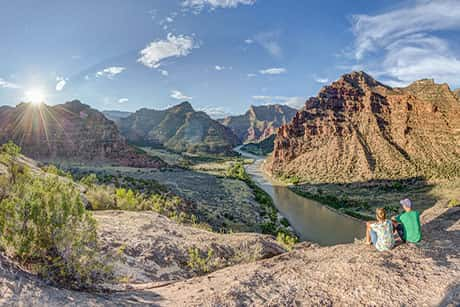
[{"x1": 25, "y1": 88, "x2": 46, "y2": 105}]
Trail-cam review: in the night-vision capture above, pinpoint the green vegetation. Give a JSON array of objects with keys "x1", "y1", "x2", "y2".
[
  {"x1": 187, "y1": 247, "x2": 215, "y2": 274},
  {"x1": 288, "y1": 177, "x2": 448, "y2": 221},
  {"x1": 80, "y1": 173, "x2": 213, "y2": 229},
  {"x1": 0, "y1": 143, "x2": 110, "y2": 289},
  {"x1": 448, "y1": 198, "x2": 459, "y2": 208},
  {"x1": 276, "y1": 232, "x2": 298, "y2": 251}
]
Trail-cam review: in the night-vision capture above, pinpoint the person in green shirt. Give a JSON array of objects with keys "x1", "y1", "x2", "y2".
[{"x1": 392, "y1": 198, "x2": 422, "y2": 243}]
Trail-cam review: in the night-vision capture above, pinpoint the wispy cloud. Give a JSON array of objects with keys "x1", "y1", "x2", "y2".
[
  {"x1": 0, "y1": 78, "x2": 20, "y2": 89},
  {"x1": 159, "y1": 69, "x2": 169, "y2": 76},
  {"x1": 351, "y1": 0, "x2": 460, "y2": 86},
  {"x1": 314, "y1": 77, "x2": 329, "y2": 84},
  {"x1": 182, "y1": 0, "x2": 256, "y2": 12},
  {"x1": 215, "y1": 65, "x2": 232, "y2": 71},
  {"x1": 138, "y1": 34, "x2": 198, "y2": 69},
  {"x1": 247, "y1": 73, "x2": 257, "y2": 78},
  {"x1": 252, "y1": 95, "x2": 304, "y2": 109},
  {"x1": 244, "y1": 39, "x2": 253, "y2": 44},
  {"x1": 254, "y1": 31, "x2": 282, "y2": 58},
  {"x1": 259, "y1": 68, "x2": 287, "y2": 75},
  {"x1": 118, "y1": 98, "x2": 129, "y2": 103},
  {"x1": 55, "y1": 76, "x2": 67, "y2": 91},
  {"x1": 171, "y1": 90, "x2": 192, "y2": 101},
  {"x1": 96, "y1": 66, "x2": 126, "y2": 79}
]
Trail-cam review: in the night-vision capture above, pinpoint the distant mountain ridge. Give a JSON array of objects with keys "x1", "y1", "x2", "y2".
[
  {"x1": 103, "y1": 110, "x2": 132, "y2": 122},
  {"x1": 0, "y1": 100, "x2": 164, "y2": 167},
  {"x1": 271, "y1": 71, "x2": 460, "y2": 182},
  {"x1": 116, "y1": 102, "x2": 239, "y2": 155},
  {"x1": 219, "y1": 104, "x2": 297, "y2": 143}
]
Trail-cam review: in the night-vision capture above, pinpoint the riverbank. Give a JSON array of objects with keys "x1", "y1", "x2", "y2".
[
  {"x1": 288, "y1": 177, "x2": 460, "y2": 221},
  {"x1": 236, "y1": 148, "x2": 365, "y2": 244}
]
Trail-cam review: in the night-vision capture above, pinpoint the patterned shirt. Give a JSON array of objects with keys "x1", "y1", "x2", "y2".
[{"x1": 370, "y1": 220, "x2": 395, "y2": 251}]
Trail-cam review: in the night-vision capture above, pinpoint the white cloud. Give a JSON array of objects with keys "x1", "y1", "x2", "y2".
[
  {"x1": 245, "y1": 39, "x2": 253, "y2": 44},
  {"x1": 55, "y1": 76, "x2": 67, "y2": 91},
  {"x1": 351, "y1": 0, "x2": 460, "y2": 86},
  {"x1": 259, "y1": 68, "x2": 287, "y2": 75},
  {"x1": 315, "y1": 77, "x2": 329, "y2": 84},
  {"x1": 170, "y1": 90, "x2": 192, "y2": 101},
  {"x1": 215, "y1": 65, "x2": 232, "y2": 71},
  {"x1": 252, "y1": 95, "x2": 304, "y2": 109},
  {"x1": 118, "y1": 98, "x2": 129, "y2": 104},
  {"x1": 247, "y1": 73, "x2": 257, "y2": 78},
  {"x1": 159, "y1": 69, "x2": 169, "y2": 76},
  {"x1": 166, "y1": 17, "x2": 174, "y2": 23},
  {"x1": 255, "y1": 31, "x2": 282, "y2": 58},
  {"x1": 182, "y1": 0, "x2": 256, "y2": 12},
  {"x1": 138, "y1": 34, "x2": 197, "y2": 68},
  {"x1": 0, "y1": 78, "x2": 20, "y2": 89},
  {"x1": 96, "y1": 66, "x2": 126, "y2": 79}
]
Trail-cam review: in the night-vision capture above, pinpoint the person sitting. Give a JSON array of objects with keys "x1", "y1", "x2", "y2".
[
  {"x1": 366, "y1": 208, "x2": 395, "y2": 251},
  {"x1": 392, "y1": 198, "x2": 422, "y2": 244}
]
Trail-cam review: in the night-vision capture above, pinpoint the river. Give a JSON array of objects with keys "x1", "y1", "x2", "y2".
[{"x1": 236, "y1": 147, "x2": 365, "y2": 246}]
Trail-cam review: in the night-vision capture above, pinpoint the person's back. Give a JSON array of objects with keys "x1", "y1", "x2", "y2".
[
  {"x1": 370, "y1": 219, "x2": 395, "y2": 251},
  {"x1": 395, "y1": 207, "x2": 422, "y2": 243}
]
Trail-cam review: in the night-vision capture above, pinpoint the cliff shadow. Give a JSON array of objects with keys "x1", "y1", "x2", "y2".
[{"x1": 291, "y1": 177, "x2": 439, "y2": 217}]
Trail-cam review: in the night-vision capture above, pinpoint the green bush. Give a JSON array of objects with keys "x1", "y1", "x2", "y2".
[
  {"x1": 187, "y1": 247, "x2": 214, "y2": 273},
  {"x1": 276, "y1": 232, "x2": 298, "y2": 251},
  {"x1": 448, "y1": 199, "x2": 459, "y2": 208},
  {"x1": 0, "y1": 173, "x2": 110, "y2": 288}
]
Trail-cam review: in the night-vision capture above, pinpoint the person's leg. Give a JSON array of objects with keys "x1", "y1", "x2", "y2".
[
  {"x1": 395, "y1": 224, "x2": 405, "y2": 242},
  {"x1": 370, "y1": 230, "x2": 378, "y2": 245},
  {"x1": 366, "y1": 222, "x2": 373, "y2": 244}
]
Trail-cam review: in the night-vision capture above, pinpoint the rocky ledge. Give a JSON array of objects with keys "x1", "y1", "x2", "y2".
[{"x1": 1, "y1": 200, "x2": 459, "y2": 306}]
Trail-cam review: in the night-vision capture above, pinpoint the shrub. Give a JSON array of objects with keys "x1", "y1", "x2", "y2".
[
  {"x1": 0, "y1": 141, "x2": 23, "y2": 184},
  {"x1": 276, "y1": 232, "x2": 298, "y2": 251},
  {"x1": 187, "y1": 247, "x2": 214, "y2": 273},
  {"x1": 0, "y1": 173, "x2": 110, "y2": 288},
  {"x1": 448, "y1": 199, "x2": 459, "y2": 208}
]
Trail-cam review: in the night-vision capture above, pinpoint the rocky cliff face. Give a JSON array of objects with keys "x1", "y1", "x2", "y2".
[
  {"x1": 220, "y1": 104, "x2": 298, "y2": 143},
  {"x1": 454, "y1": 88, "x2": 460, "y2": 100},
  {"x1": 271, "y1": 72, "x2": 460, "y2": 182},
  {"x1": 0, "y1": 100, "x2": 164, "y2": 168},
  {"x1": 117, "y1": 102, "x2": 239, "y2": 155}
]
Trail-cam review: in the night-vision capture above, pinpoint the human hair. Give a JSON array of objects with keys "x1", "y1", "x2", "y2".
[{"x1": 376, "y1": 208, "x2": 386, "y2": 222}]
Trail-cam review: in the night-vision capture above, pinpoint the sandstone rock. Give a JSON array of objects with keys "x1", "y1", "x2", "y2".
[
  {"x1": 220, "y1": 104, "x2": 298, "y2": 144},
  {"x1": 271, "y1": 71, "x2": 460, "y2": 182},
  {"x1": 0, "y1": 100, "x2": 164, "y2": 168}
]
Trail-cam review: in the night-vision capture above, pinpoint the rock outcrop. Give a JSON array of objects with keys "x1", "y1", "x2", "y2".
[
  {"x1": 454, "y1": 88, "x2": 460, "y2": 100},
  {"x1": 220, "y1": 104, "x2": 298, "y2": 144},
  {"x1": 117, "y1": 102, "x2": 239, "y2": 155},
  {"x1": 0, "y1": 100, "x2": 164, "y2": 168},
  {"x1": 1, "y1": 199, "x2": 459, "y2": 306},
  {"x1": 271, "y1": 72, "x2": 460, "y2": 182}
]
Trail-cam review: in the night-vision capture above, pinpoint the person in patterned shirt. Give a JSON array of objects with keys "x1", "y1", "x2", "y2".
[{"x1": 366, "y1": 208, "x2": 395, "y2": 251}]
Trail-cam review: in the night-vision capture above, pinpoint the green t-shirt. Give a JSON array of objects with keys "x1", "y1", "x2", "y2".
[{"x1": 396, "y1": 210, "x2": 422, "y2": 243}]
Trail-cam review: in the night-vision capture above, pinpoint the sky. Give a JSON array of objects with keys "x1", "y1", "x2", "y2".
[{"x1": 1, "y1": 0, "x2": 460, "y2": 118}]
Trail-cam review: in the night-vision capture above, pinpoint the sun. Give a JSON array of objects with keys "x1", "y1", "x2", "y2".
[{"x1": 25, "y1": 88, "x2": 46, "y2": 105}]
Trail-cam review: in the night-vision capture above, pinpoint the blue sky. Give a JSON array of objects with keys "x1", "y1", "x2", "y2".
[{"x1": 1, "y1": 0, "x2": 460, "y2": 117}]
